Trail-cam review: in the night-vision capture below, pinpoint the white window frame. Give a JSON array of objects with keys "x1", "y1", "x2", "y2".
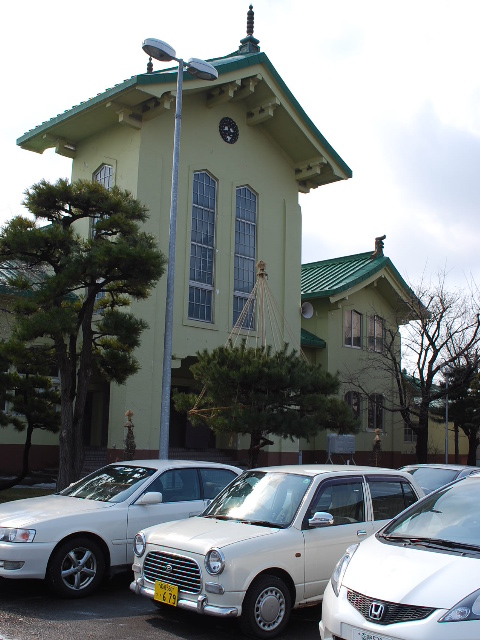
[
  {"x1": 91, "y1": 164, "x2": 114, "y2": 238},
  {"x1": 368, "y1": 315, "x2": 384, "y2": 352},
  {"x1": 345, "y1": 309, "x2": 362, "y2": 348}
]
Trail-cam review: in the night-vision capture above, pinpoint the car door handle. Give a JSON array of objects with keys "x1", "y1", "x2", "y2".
[{"x1": 357, "y1": 530, "x2": 368, "y2": 537}]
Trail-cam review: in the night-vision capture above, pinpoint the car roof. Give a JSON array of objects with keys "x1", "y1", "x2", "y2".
[
  {"x1": 400, "y1": 463, "x2": 480, "y2": 472},
  {"x1": 251, "y1": 464, "x2": 416, "y2": 478},
  {"x1": 107, "y1": 459, "x2": 242, "y2": 473}
]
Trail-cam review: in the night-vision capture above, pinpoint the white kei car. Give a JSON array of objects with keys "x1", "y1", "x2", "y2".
[
  {"x1": 130, "y1": 465, "x2": 423, "y2": 638},
  {"x1": 0, "y1": 459, "x2": 241, "y2": 598},
  {"x1": 320, "y1": 473, "x2": 480, "y2": 640}
]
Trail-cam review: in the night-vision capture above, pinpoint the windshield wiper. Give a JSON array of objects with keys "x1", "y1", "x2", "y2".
[
  {"x1": 381, "y1": 535, "x2": 426, "y2": 544},
  {"x1": 422, "y1": 538, "x2": 480, "y2": 553},
  {"x1": 381, "y1": 534, "x2": 480, "y2": 553},
  {"x1": 204, "y1": 514, "x2": 232, "y2": 521},
  {"x1": 242, "y1": 520, "x2": 279, "y2": 528}
]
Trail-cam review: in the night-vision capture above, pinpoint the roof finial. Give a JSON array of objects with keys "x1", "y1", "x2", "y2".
[
  {"x1": 370, "y1": 235, "x2": 386, "y2": 259},
  {"x1": 238, "y1": 4, "x2": 260, "y2": 54},
  {"x1": 147, "y1": 56, "x2": 153, "y2": 74},
  {"x1": 246, "y1": 4, "x2": 254, "y2": 36}
]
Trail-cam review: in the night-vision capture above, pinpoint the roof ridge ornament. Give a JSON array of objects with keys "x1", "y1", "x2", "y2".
[
  {"x1": 239, "y1": 4, "x2": 260, "y2": 54},
  {"x1": 371, "y1": 235, "x2": 386, "y2": 259},
  {"x1": 247, "y1": 4, "x2": 254, "y2": 35}
]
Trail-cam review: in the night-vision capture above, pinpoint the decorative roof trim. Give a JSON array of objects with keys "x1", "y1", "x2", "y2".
[{"x1": 17, "y1": 52, "x2": 352, "y2": 178}]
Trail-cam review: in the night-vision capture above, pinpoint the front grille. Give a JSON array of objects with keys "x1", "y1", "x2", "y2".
[
  {"x1": 347, "y1": 589, "x2": 436, "y2": 625},
  {"x1": 143, "y1": 551, "x2": 202, "y2": 594}
]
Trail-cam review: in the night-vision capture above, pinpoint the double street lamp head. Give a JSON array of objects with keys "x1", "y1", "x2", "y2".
[{"x1": 142, "y1": 38, "x2": 218, "y2": 81}]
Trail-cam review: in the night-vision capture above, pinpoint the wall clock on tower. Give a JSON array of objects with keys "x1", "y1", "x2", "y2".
[{"x1": 219, "y1": 117, "x2": 239, "y2": 144}]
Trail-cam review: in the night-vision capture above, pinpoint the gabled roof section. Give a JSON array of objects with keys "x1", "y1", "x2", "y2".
[
  {"x1": 301, "y1": 237, "x2": 417, "y2": 313},
  {"x1": 16, "y1": 7, "x2": 351, "y2": 193}
]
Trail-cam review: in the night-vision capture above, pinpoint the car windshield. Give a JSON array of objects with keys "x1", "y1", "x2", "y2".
[
  {"x1": 380, "y1": 479, "x2": 480, "y2": 549},
  {"x1": 59, "y1": 465, "x2": 156, "y2": 503},
  {"x1": 406, "y1": 467, "x2": 460, "y2": 493},
  {"x1": 203, "y1": 471, "x2": 312, "y2": 527}
]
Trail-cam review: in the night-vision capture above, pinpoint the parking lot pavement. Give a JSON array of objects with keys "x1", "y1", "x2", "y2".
[{"x1": 0, "y1": 574, "x2": 322, "y2": 640}]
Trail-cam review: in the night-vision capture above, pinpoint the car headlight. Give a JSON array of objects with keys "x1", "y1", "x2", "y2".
[
  {"x1": 133, "y1": 532, "x2": 146, "y2": 557},
  {"x1": 205, "y1": 548, "x2": 225, "y2": 575},
  {"x1": 331, "y1": 544, "x2": 358, "y2": 597},
  {"x1": 0, "y1": 527, "x2": 35, "y2": 543},
  {"x1": 440, "y1": 588, "x2": 480, "y2": 622}
]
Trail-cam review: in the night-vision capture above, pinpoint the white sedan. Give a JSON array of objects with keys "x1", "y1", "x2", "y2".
[
  {"x1": 130, "y1": 465, "x2": 423, "y2": 638},
  {"x1": 0, "y1": 459, "x2": 241, "y2": 598},
  {"x1": 320, "y1": 473, "x2": 480, "y2": 640}
]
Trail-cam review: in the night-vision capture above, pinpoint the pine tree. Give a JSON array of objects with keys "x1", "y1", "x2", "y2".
[
  {"x1": 0, "y1": 339, "x2": 61, "y2": 489},
  {"x1": 174, "y1": 342, "x2": 357, "y2": 468},
  {"x1": 0, "y1": 179, "x2": 166, "y2": 489}
]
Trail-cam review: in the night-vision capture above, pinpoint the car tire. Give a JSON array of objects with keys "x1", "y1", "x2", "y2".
[
  {"x1": 46, "y1": 536, "x2": 106, "y2": 598},
  {"x1": 239, "y1": 574, "x2": 291, "y2": 639}
]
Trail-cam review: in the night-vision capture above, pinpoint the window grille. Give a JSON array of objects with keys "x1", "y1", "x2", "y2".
[
  {"x1": 188, "y1": 172, "x2": 217, "y2": 322},
  {"x1": 233, "y1": 186, "x2": 257, "y2": 328}
]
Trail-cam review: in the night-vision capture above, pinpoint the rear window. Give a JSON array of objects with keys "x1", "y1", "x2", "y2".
[
  {"x1": 368, "y1": 477, "x2": 418, "y2": 521},
  {"x1": 407, "y1": 467, "x2": 459, "y2": 493},
  {"x1": 199, "y1": 468, "x2": 237, "y2": 499}
]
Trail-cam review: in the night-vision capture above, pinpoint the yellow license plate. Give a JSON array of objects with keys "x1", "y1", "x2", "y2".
[{"x1": 154, "y1": 580, "x2": 178, "y2": 607}]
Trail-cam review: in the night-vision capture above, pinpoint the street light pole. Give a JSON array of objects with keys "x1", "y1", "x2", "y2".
[
  {"x1": 142, "y1": 39, "x2": 217, "y2": 459},
  {"x1": 445, "y1": 374, "x2": 449, "y2": 464},
  {"x1": 158, "y1": 59, "x2": 183, "y2": 460}
]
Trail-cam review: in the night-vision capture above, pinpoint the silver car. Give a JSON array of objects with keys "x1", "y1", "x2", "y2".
[
  {"x1": 0, "y1": 459, "x2": 241, "y2": 598},
  {"x1": 400, "y1": 463, "x2": 480, "y2": 494}
]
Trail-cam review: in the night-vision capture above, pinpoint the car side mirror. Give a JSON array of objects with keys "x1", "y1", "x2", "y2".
[
  {"x1": 308, "y1": 511, "x2": 334, "y2": 528},
  {"x1": 136, "y1": 491, "x2": 163, "y2": 506}
]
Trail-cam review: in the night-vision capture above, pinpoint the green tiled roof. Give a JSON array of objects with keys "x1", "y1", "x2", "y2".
[
  {"x1": 0, "y1": 260, "x2": 45, "y2": 296},
  {"x1": 301, "y1": 251, "x2": 412, "y2": 300},
  {"x1": 16, "y1": 50, "x2": 351, "y2": 179},
  {"x1": 301, "y1": 328, "x2": 326, "y2": 349}
]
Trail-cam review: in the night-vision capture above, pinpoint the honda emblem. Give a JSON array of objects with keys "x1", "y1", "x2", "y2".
[{"x1": 368, "y1": 602, "x2": 385, "y2": 621}]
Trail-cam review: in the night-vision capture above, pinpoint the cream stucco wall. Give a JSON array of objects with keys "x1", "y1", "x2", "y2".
[
  {"x1": 69, "y1": 87, "x2": 302, "y2": 454},
  {"x1": 302, "y1": 280, "x2": 410, "y2": 460}
]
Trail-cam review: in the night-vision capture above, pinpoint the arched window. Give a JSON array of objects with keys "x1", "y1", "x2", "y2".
[
  {"x1": 368, "y1": 394, "x2": 384, "y2": 431},
  {"x1": 93, "y1": 164, "x2": 114, "y2": 190},
  {"x1": 345, "y1": 391, "x2": 361, "y2": 421},
  {"x1": 188, "y1": 171, "x2": 217, "y2": 323},
  {"x1": 233, "y1": 186, "x2": 257, "y2": 328},
  {"x1": 91, "y1": 164, "x2": 114, "y2": 238}
]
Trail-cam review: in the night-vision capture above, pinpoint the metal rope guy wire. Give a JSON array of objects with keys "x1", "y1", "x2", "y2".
[{"x1": 190, "y1": 260, "x2": 308, "y2": 420}]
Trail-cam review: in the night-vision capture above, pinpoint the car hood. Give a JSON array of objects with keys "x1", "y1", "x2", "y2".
[
  {"x1": 145, "y1": 516, "x2": 280, "y2": 555},
  {"x1": 343, "y1": 534, "x2": 480, "y2": 609},
  {"x1": 0, "y1": 495, "x2": 115, "y2": 527}
]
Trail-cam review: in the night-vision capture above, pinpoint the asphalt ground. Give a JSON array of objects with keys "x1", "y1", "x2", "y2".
[{"x1": 0, "y1": 572, "x2": 323, "y2": 640}]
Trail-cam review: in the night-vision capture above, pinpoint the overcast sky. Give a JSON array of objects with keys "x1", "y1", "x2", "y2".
[{"x1": 2, "y1": 0, "x2": 479, "y2": 291}]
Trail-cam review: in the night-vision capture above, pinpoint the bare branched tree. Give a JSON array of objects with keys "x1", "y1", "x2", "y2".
[{"x1": 343, "y1": 272, "x2": 480, "y2": 463}]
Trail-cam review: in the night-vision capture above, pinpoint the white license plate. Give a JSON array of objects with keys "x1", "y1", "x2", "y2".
[{"x1": 352, "y1": 628, "x2": 396, "y2": 640}]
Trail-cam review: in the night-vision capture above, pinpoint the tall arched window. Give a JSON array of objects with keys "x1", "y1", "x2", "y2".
[
  {"x1": 91, "y1": 164, "x2": 114, "y2": 238},
  {"x1": 233, "y1": 186, "x2": 257, "y2": 328},
  {"x1": 188, "y1": 171, "x2": 217, "y2": 323},
  {"x1": 345, "y1": 391, "x2": 361, "y2": 421}
]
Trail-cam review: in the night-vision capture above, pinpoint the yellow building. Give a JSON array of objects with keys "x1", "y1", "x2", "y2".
[
  {"x1": 5, "y1": 10, "x2": 351, "y2": 472},
  {"x1": 300, "y1": 240, "x2": 468, "y2": 466}
]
